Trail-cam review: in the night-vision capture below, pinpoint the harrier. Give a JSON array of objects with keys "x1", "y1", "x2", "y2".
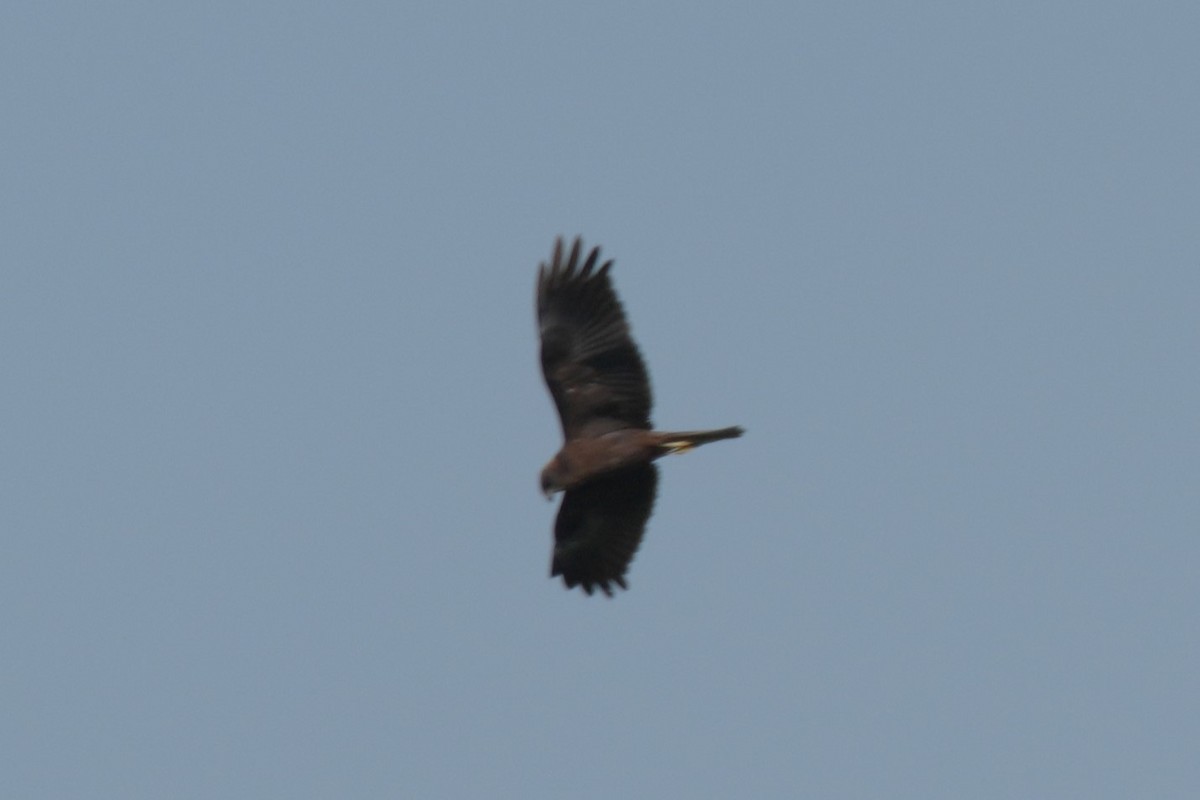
[{"x1": 537, "y1": 237, "x2": 743, "y2": 596}]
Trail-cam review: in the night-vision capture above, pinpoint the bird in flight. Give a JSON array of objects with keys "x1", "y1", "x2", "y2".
[{"x1": 536, "y1": 237, "x2": 743, "y2": 596}]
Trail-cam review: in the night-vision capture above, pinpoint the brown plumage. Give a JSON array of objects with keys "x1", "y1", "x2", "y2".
[{"x1": 536, "y1": 237, "x2": 743, "y2": 596}]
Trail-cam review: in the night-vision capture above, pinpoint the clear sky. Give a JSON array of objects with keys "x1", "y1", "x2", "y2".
[{"x1": 3, "y1": 3, "x2": 1197, "y2": 798}]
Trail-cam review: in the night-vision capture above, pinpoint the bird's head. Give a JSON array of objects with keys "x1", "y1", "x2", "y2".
[{"x1": 539, "y1": 456, "x2": 568, "y2": 500}]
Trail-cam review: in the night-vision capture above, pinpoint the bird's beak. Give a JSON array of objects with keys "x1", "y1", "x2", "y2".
[{"x1": 542, "y1": 487, "x2": 554, "y2": 501}]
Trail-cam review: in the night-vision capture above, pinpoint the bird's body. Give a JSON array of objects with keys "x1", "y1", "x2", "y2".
[
  {"x1": 536, "y1": 237, "x2": 743, "y2": 596},
  {"x1": 541, "y1": 426, "x2": 745, "y2": 494}
]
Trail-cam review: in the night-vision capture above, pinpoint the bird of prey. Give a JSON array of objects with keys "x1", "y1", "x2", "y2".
[{"x1": 536, "y1": 237, "x2": 743, "y2": 596}]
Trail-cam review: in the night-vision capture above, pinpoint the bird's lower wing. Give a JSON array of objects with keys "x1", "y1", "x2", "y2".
[{"x1": 551, "y1": 463, "x2": 659, "y2": 596}]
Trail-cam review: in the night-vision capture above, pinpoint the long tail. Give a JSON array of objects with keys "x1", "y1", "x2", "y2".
[{"x1": 656, "y1": 425, "x2": 744, "y2": 455}]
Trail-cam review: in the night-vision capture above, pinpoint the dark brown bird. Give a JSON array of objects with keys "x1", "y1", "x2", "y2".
[{"x1": 537, "y1": 237, "x2": 743, "y2": 596}]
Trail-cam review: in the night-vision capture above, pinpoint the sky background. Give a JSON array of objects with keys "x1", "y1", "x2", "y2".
[{"x1": 3, "y1": 2, "x2": 1198, "y2": 797}]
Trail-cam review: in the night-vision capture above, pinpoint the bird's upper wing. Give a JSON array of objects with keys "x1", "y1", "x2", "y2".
[
  {"x1": 551, "y1": 463, "x2": 658, "y2": 596},
  {"x1": 537, "y1": 237, "x2": 652, "y2": 439}
]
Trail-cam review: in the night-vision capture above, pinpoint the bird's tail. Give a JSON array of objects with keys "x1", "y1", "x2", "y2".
[{"x1": 656, "y1": 426, "x2": 744, "y2": 455}]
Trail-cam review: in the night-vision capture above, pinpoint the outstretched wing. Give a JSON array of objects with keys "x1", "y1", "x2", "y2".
[
  {"x1": 537, "y1": 237, "x2": 652, "y2": 440},
  {"x1": 551, "y1": 463, "x2": 658, "y2": 596}
]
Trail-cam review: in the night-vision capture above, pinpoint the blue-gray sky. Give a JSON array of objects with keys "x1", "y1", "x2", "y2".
[{"x1": 4, "y1": 3, "x2": 1197, "y2": 797}]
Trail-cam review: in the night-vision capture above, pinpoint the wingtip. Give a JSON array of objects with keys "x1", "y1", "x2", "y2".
[
  {"x1": 545, "y1": 236, "x2": 611, "y2": 282},
  {"x1": 551, "y1": 568, "x2": 628, "y2": 598}
]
